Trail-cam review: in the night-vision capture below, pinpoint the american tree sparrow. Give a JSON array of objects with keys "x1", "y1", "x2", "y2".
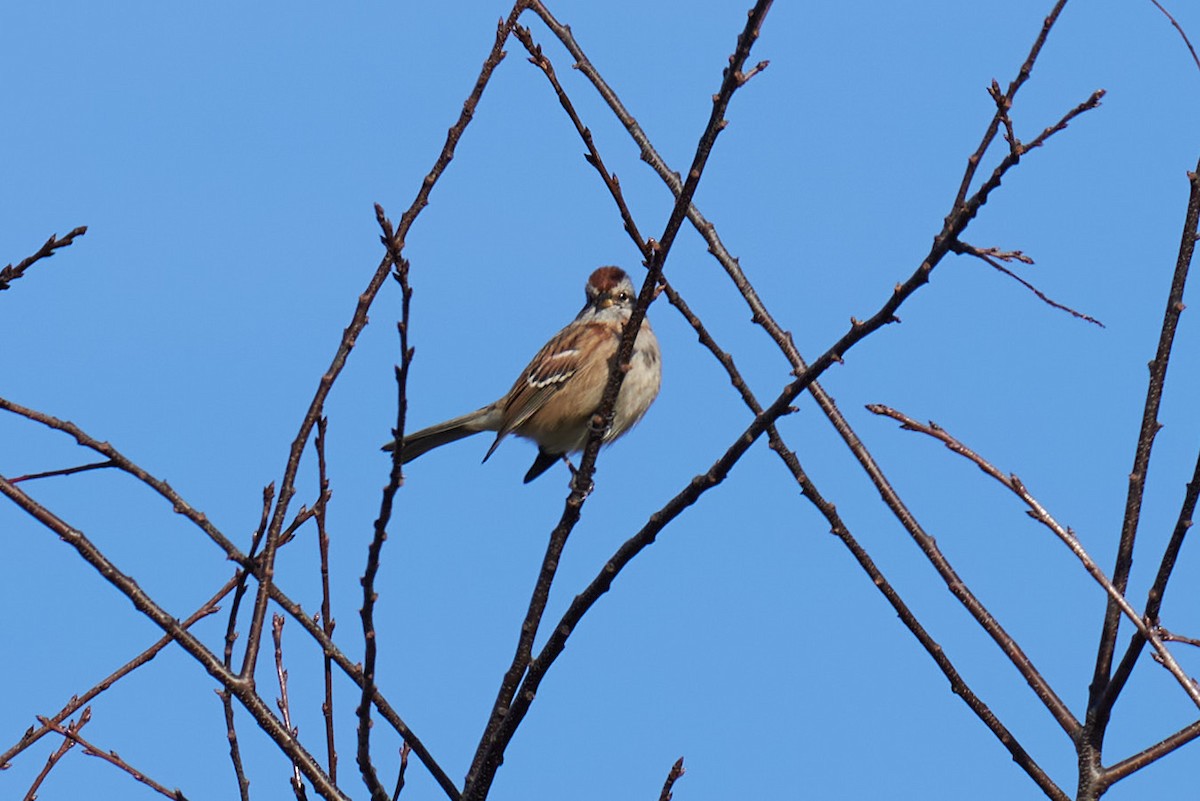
[{"x1": 383, "y1": 266, "x2": 662, "y2": 483}]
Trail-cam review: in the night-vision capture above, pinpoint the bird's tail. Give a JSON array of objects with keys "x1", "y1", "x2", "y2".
[{"x1": 382, "y1": 406, "x2": 499, "y2": 463}]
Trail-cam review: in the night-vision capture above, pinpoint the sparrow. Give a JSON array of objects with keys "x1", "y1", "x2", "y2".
[{"x1": 383, "y1": 266, "x2": 661, "y2": 483}]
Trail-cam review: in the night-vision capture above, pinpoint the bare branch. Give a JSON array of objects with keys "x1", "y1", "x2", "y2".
[
  {"x1": 1022, "y1": 89, "x2": 1105, "y2": 153},
  {"x1": 0, "y1": 394, "x2": 456, "y2": 795},
  {"x1": 220, "y1": 484, "x2": 275, "y2": 801},
  {"x1": 0, "y1": 477, "x2": 347, "y2": 801},
  {"x1": 2, "y1": 576, "x2": 232, "y2": 770},
  {"x1": 391, "y1": 744, "x2": 411, "y2": 801},
  {"x1": 39, "y1": 711, "x2": 190, "y2": 801},
  {"x1": 658, "y1": 757, "x2": 685, "y2": 801},
  {"x1": 512, "y1": 23, "x2": 648, "y2": 250},
  {"x1": 273, "y1": 615, "x2": 309, "y2": 801},
  {"x1": 867, "y1": 404, "x2": 1200, "y2": 711},
  {"x1": 0, "y1": 396, "x2": 258, "y2": 574},
  {"x1": 645, "y1": 282, "x2": 1068, "y2": 794},
  {"x1": 239, "y1": 0, "x2": 523, "y2": 690},
  {"x1": 357, "y1": 206, "x2": 417, "y2": 801},
  {"x1": 8, "y1": 460, "x2": 116, "y2": 483},
  {"x1": 1104, "y1": 438, "x2": 1200, "y2": 715},
  {"x1": 1148, "y1": 0, "x2": 1200, "y2": 73},
  {"x1": 952, "y1": 240, "x2": 1104, "y2": 326},
  {"x1": 314, "y1": 417, "x2": 338, "y2": 784},
  {"x1": 1104, "y1": 718, "x2": 1200, "y2": 786},
  {"x1": 1090, "y1": 160, "x2": 1200, "y2": 728},
  {"x1": 0, "y1": 226, "x2": 87, "y2": 293},
  {"x1": 1160, "y1": 627, "x2": 1200, "y2": 648},
  {"x1": 954, "y1": 0, "x2": 1070, "y2": 207},
  {"x1": 22, "y1": 709, "x2": 89, "y2": 801}
]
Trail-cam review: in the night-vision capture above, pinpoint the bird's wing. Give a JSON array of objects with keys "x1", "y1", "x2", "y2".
[
  {"x1": 482, "y1": 322, "x2": 602, "y2": 457},
  {"x1": 503, "y1": 323, "x2": 587, "y2": 430},
  {"x1": 483, "y1": 321, "x2": 615, "y2": 462}
]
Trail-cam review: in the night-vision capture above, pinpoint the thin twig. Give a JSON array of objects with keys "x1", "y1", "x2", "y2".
[
  {"x1": 2, "y1": 576, "x2": 232, "y2": 769},
  {"x1": 0, "y1": 394, "x2": 455, "y2": 797},
  {"x1": 953, "y1": 240, "x2": 1103, "y2": 326},
  {"x1": 989, "y1": 79, "x2": 1021, "y2": 157},
  {"x1": 0, "y1": 226, "x2": 87, "y2": 293},
  {"x1": 1148, "y1": 0, "x2": 1200, "y2": 73},
  {"x1": 1160, "y1": 627, "x2": 1200, "y2": 648},
  {"x1": 1103, "y1": 718, "x2": 1200, "y2": 786},
  {"x1": 0, "y1": 396, "x2": 259, "y2": 576},
  {"x1": 39, "y1": 712, "x2": 189, "y2": 801},
  {"x1": 356, "y1": 206, "x2": 416, "y2": 801},
  {"x1": 1104, "y1": 435, "x2": 1200, "y2": 716},
  {"x1": 8, "y1": 460, "x2": 116, "y2": 483},
  {"x1": 658, "y1": 757, "x2": 685, "y2": 801},
  {"x1": 867, "y1": 404, "x2": 1200, "y2": 711},
  {"x1": 953, "y1": 0, "x2": 1070, "y2": 207},
  {"x1": 1022, "y1": 89, "x2": 1105, "y2": 152},
  {"x1": 273, "y1": 615, "x2": 309, "y2": 801},
  {"x1": 391, "y1": 744, "x2": 411, "y2": 801},
  {"x1": 22, "y1": 709, "x2": 90, "y2": 801},
  {"x1": 1, "y1": 477, "x2": 348, "y2": 801},
  {"x1": 314, "y1": 417, "x2": 338, "y2": 784},
  {"x1": 512, "y1": 24, "x2": 648, "y2": 250},
  {"x1": 279, "y1": 503, "x2": 318, "y2": 548},
  {"x1": 221, "y1": 484, "x2": 275, "y2": 801},
  {"x1": 239, "y1": 0, "x2": 522, "y2": 693},
  {"x1": 1089, "y1": 161, "x2": 1200, "y2": 737}
]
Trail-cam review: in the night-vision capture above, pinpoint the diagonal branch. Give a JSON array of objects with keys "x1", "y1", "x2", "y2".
[
  {"x1": 1103, "y1": 717, "x2": 1200, "y2": 786},
  {"x1": 0, "y1": 395, "x2": 458, "y2": 798},
  {"x1": 953, "y1": 0, "x2": 1070, "y2": 207},
  {"x1": 0, "y1": 476, "x2": 347, "y2": 801},
  {"x1": 657, "y1": 757, "x2": 685, "y2": 801},
  {"x1": 1, "y1": 6, "x2": 522, "y2": 793},
  {"x1": 40, "y1": 712, "x2": 189, "y2": 801},
  {"x1": 238, "y1": 4, "x2": 522, "y2": 688},
  {"x1": 1, "y1": 576, "x2": 232, "y2": 770},
  {"x1": 21, "y1": 708, "x2": 89, "y2": 801},
  {"x1": 1104, "y1": 442, "x2": 1200, "y2": 713},
  {"x1": 0, "y1": 226, "x2": 87, "y2": 293},
  {"x1": 511, "y1": 21, "x2": 1069, "y2": 789},
  {"x1": 1148, "y1": 0, "x2": 1200, "y2": 73},
  {"x1": 8, "y1": 460, "x2": 117, "y2": 483},
  {"x1": 868, "y1": 404, "x2": 1200, "y2": 712},
  {"x1": 1089, "y1": 160, "x2": 1200, "y2": 728},
  {"x1": 952, "y1": 240, "x2": 1103, "y2": 326},
  {"x1": 519, "y1": 0, "x2": 1093, "y2": 761}
]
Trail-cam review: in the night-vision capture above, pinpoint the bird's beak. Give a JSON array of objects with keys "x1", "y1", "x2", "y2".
[{"x1": 597, "y1": 296, "x2": 615, "y2": 309}]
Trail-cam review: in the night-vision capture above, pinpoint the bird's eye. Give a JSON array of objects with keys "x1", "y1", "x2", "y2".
[{"x1": 618, "y1": 291, "x2": 630, "y2": 302}]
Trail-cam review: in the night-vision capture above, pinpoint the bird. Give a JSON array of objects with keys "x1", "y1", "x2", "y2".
[{"x1": 383, "y1": 266, "x2": 661, "y2": 483}]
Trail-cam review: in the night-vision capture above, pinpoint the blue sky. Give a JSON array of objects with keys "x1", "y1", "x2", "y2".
[{"x1": 3, "y1": 2, "x2": 1200, "y2": 799}]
